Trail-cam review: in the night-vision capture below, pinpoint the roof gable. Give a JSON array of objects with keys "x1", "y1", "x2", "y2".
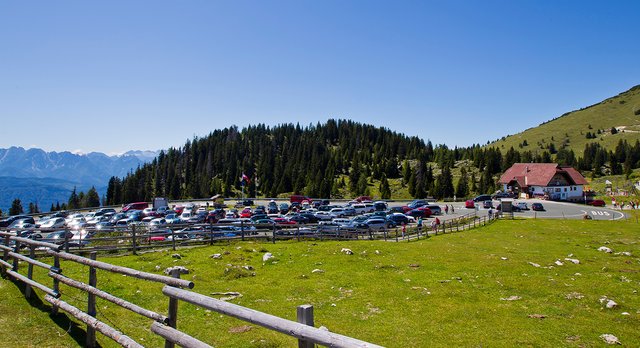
[{"x1": 499, "y1": 163, "x2": 587, "y2": 186}]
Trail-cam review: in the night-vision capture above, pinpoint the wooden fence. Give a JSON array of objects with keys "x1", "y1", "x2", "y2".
[{"x1": 0, "y1": 232, "x2": 382, "y2": 347}]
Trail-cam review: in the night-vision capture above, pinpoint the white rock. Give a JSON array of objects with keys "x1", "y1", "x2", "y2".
[
  {"x1": 565, "y1": 258, "x2": 580, "y2": 264},
  {"x1": 621, "y1": 312, "x2": 630, "y2": 316},
  {"x1": 311, "y1": 269, "x2": 325, "y2": 274},
  {"x1": 528, "y1": 262, "x2": 541, "y2": 268},
  {"x1": 262, "y1": 252, "x2": 274, "y2": 262},
  {"x1": 598, "y1": 246, "x2": 613, "y2": 253},
  {"x1": 375, "y1": 250, "x2": 381, "y2": 255},
  {"x1": 606, "y1": 300, "x2": 618, "y2": 309},
  {"x1": 555, "y1": 260, "x2": 564, "y2": 266},
  {"x1": 341, "y1": 248, "x2": 354, "y2": 255},
  {"x1": 615, "y1": 251, "x2": 632, "y2": 256},
  {"x1": 155, "y1": 265, "x2": 161, "y2": 271},
  {"x1": 500, "y1": 295, "x2": 522, "y2": 301},
  {"x1": 211, "y1": 253, "x2": 222, "y2": 259},
  {"x1": 164, "y1": 266, "x2": 189, "y2": 275},
  {"x1": 599, "y1": 333, "x2": 621, "y2": 345},
  {"x1": 501, "y1": 257, "x2": 508, "y2": 260}
]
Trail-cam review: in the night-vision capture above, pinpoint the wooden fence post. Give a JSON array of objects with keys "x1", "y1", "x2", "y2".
[
  {"x1": 87, "y1": 252, "x2": 97, "y2": 348},
  {"x1": 52, "y1": 254, "x2": 60, "y2": 315},
  {"x1": 64, "y1": 228, "x2": 70, "y2": 253},
  {"x1": 272, "y1": 225, "x2": 276, "y2": 244},
  {"x1": 171, "y1": 228, "x2": 176, "y2": 251},
  {"x1": 165, "y1": 269, "x2": 181, "y2": 348},
  {"x1": 13, "y1": 230, "x2": 21, "y2": 272},
  {"x1": 241, "y1": 221, "x2": 245, "y2": 241},
  {"x1": 131, "y1": 225, "x2": 137, "y2": 255},
  {"x1": 2, "y1": 235, "x2": 10, "y2": 275},
  {"x1": 297, "y1": 304, "x2": 315, "y2": 348},
  {"x1": 25, "y1": 245, "x2": 35, "y2": 299}
]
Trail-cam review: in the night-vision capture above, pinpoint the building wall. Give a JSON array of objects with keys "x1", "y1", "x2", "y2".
[{"x1": 529, "y1": 185, "x2": 584, "y2": 201}]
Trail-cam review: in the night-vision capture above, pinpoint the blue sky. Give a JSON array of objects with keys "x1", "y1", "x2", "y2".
[{"x1": 1, "y1": 1, "x2": 638, "y2": 154}]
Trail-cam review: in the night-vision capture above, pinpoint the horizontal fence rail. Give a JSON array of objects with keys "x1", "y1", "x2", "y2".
[
  {"x1": 46, "y1": 250, "x2": 194, "y2": 289},
  {"x1": 162, "y1": 286, "x2": 384, "y2": 348},
  {"x1": 44, "y1": 295, "x2": 144, "y2": 348}
]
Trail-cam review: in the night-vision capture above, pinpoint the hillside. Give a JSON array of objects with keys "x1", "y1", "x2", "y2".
[{"x1": 490, "y1": 85, "x2": 640, "y2": 154}]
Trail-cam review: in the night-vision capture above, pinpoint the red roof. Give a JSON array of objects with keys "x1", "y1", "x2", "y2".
[{"x1": 498, "y1": 163, "x2": 587, "y2": 187}]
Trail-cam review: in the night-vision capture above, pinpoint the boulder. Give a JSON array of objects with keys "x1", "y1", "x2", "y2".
[{"x1": 164, "y1": 266, "x2": 189, "y2": 275}]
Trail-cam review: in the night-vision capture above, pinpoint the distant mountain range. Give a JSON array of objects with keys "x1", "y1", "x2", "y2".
[{"x1": 0, "y1": 147, "x2": 158, "y2": 213}]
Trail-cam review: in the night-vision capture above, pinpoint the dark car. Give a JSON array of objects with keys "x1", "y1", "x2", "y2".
[
  {"x1": 482, "y1": 200, "x2": 493, "y2": 209},
  {"x1": 531, "y1": 203, "x2": 545, "y2": 211},
  {"x1": 298, "y1": 213, "x2": 320, "y2": 224},
  {"x1": 406, "y1": 207, "x2": 432, "y2": 218},
  {"x1": 279, "y1": 203, "x2": 290, "y2": 214},
  {"x1": 0, "y1": 215, "x2": 32, "y2": 227},
  {"x1": 254, "y1": 205, "x2": 266, "y2": 215},
  {"x1": 387, "y1": 214, "x2": 409, "y2": 225},
  {"x1": 473, "y1": 195, "x2": 493, "y2": 202},
  {"x1": 288, "y1": 215, "x2": 310, "y2": 224}
]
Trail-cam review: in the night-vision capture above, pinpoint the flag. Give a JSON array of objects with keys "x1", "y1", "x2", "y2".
[{"x1": 240, "y1": 173, "x2": 250, "y2": 186}]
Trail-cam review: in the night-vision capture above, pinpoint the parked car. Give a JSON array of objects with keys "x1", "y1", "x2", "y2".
[
  {"x1": 329, "y1": 208, "x2": 347, "y2": 218},
  {"x1": 0, "y1": 215, "x2": 32, "y2": 227},
  {"x1": 587, "y1": 199, "x2": 606, "y2": 207},
  {"x1": 290, "y1": 195, "x2": 312, "y2": 204},
  {"x1": 373, "y1": 201, "x2": 388, "y2": 211},
  {"x1": 387, "y1": 213, "x2": 410, "y2": 225},
  {"x1": 402, "y1": 200, "x2": 429, "y2": 213},
  {"x1": 356, "y1": 217, "x2": 396, "y2": 231},
  {"x1": 37, "y1": 217, "x2": 66, "y2": 229},
  {"x1": 531, "y1": 203, "x2": 545, "y2": 211},
  {"x1": 239, "y1": 208, "x2": 252, "y2": 218},
  {"x1": 122, "y1": 202, "x2": 149, "y2": 212},
  {"x1": 514, "y1": 202, "x2": 529, "y2": 211},
  {"x1": 482, "y1": 200, "x2": 493, "y2": 209},
  {"x1": 425, "y1": 204, "x2": 442, "y2": 215},
  {"x1": 406, "y1": 207, "x2": 432, "y2": 218},
  {"x1": 279, "y1": 203, "x2": 290, "y2": 214},
  {"x1": 41, "y1": 230, "x2": 74, "y2": 245},
  {"x1": 465, "y1": 200, "x2": 476, "y2": 209},
  {"x1": 473, "y1": 195, "x2": 493, "y2": 202}
]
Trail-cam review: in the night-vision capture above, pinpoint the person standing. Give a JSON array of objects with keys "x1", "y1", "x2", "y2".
[
  {"x1": 444, "y1": 205, "x2": 449, "y2": 214},
  {"x1": 451, "y1": 204, "x2": 455, "y2": 214}
]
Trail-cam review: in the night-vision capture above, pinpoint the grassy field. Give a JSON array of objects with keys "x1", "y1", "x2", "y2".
[{"x1": 1, "y1": 217, "x2": 639, "y2": 347}]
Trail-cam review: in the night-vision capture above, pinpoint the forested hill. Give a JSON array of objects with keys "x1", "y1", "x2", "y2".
[{"x1": 106, "y1": 120, "x2": 448, "y2": 204}]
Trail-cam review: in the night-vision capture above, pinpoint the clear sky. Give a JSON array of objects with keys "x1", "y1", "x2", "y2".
[{"x1": 1, "y1": 1, "x2": 639, "y2": 154}]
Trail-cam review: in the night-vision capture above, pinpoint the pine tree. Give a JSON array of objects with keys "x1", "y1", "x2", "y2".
[
  {"x1": 85, "y1": 186, "x2": 101, "y2": 208},
  {"x1": 455, "y1": 167, "x2": 469, "y2": 198},
  {"x1": 10, "y1": 198, "x2": 24, "y2": 215},
  {"x1": 68, "y1": 187, "x2": 80, "y2": 210},
  {"x1": 379, "y1": 174, "x2": 391, "y2": 199}
]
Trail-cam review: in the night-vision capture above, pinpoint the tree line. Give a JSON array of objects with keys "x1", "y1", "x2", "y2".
[{"x1": 4, "y1": 120, "x2": 639, "y2": 216}]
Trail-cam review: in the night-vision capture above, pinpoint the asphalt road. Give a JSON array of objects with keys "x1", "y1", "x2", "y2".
[{"x1": 432, "y1": 199, "x2": 627, "y2": 221}]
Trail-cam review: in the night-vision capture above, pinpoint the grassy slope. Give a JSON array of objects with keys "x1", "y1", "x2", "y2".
[
  {"x1": 489, "y1": 85, "x2": 640, "y2": 154},
  {"x1": 2, "y1": 217, "x2": 639, "y2": 347}
]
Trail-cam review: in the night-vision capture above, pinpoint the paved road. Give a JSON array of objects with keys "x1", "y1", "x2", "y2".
[{"x1": 431, "y1": 199, "x2": 627, "y2": 222}]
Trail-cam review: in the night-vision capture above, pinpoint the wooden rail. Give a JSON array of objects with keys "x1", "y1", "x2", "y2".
[
  {"x1": 161, "y1": 286, "x2": 384, "y2": 348},
  {"x1": 44, "y1": 295, "x2": 144, "y2": 348}
]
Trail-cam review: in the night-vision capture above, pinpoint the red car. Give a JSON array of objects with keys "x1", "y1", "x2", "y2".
[
  {"x1": 239, "y1": 208, "x2": 252, "y2": 218},
  {"x1": 587, "y1": 199, "x2": 605, "y2": 207},
  {"x1": 273, "y1": 217, "x2": 297, "y2": 225},
  {"x1": 465, "y1": 200, "x2": 475, "y2": 209}
]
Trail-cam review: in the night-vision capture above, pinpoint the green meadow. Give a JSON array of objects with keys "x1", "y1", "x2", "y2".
[{"x1": 1, "y1": 216, "x2": 639, "y2": 347}]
